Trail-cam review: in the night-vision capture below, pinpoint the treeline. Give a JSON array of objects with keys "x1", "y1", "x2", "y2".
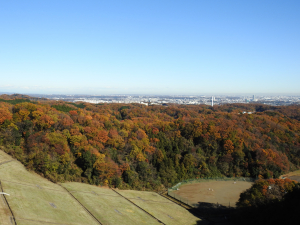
[
  {"x1": 233, "y1": 178, "x2": 300, "y2": 225},
  {"x1": 0, "y1": 94, "x2": 300, "y2": 191}
]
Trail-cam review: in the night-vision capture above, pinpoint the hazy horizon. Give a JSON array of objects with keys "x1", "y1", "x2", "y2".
[{"x1": 2, "y1": 91, "x2": 300, "y2": 96}]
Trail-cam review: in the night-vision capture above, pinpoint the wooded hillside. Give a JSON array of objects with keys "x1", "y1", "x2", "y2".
[{"x1": 1, "y1": 95, "x2": 300, "y2": 191}]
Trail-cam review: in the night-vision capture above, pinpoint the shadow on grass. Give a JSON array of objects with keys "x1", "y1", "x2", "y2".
[
  {"x1": 187, "y1": 202, "x2": 235, "y2": 225},
  {"x1": 187, "y1": 186, "x2": 300, "y2": 225}
]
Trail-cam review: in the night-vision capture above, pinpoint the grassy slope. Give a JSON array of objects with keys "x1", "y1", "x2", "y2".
[
  {"x1": 0, "y1": 152, "x2": 61, "y2": 191},
  {"x1": 117, "y1": 190, "x2": 200, "y2": 225},
  {"x1": 62, "y1": 182, "x2": 160, "y2": 225},
  {"x1": 0, "y1": 195, "x2": 12, "y2": 225},
  {"x1": 3, "y1": 182, "x2": 99, "y2": 225},
  {"x1": 0, "y1": 151, "x2": 98, "y2": 225},
  {"x1": 0, "y1": 150, "x2": 201, "y2": 225}
]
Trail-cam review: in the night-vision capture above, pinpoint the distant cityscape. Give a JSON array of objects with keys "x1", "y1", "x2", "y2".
[{"x1": 25, "y1": 94, "x2": 300, "y2": 106}]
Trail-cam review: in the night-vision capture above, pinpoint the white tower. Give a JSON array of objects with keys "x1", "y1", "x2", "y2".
[{"x1": 211, "y1": 96, "x2": 214, "y2": 107}]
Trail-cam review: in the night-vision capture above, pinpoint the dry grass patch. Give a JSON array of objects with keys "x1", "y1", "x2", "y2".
[
  {"x1": 15, "y1": 218, "x2": 67, "y2": 225},
  {"x1": 62, "y1": 182, "x2": 119, "y2": 197},
  {"x1": 117, "y1": 190, "x2": 200, "y2": 225},
  {"x1": 62, "y1": 182, "x2": 160, "y2": 225},
  {"x1": 173, "y1": 181, "x2": 253, "y2": 207},
  {"x1": 2, "y1": 181, "x2": 98, "y2": 225}
]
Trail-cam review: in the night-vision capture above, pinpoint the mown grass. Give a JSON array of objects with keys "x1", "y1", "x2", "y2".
[
  {"x1": 62, "y1": 182, "x2": 159, "y2": 225},
  {"x1": 62, "y1": 182, "x2": 119, "y2": 197},
  {"x1": 0, "y1": 157, "x2": 61, "y2": 191},
  {"x1": 2, "y1": 181, "x2": 98, "y2": 225},
  {"x1": 15, "y1": 219, "x2": 51, "y2": 225},
  {"x1": 0, "y1": 151, "x2": 98, "y2": 225},
  {"x1": 118, "y1": 190, "x2": 200, "y2": 225}
]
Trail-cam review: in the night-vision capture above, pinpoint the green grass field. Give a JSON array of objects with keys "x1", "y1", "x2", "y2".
[
  {"x1": 117, "y1": 190, "x2": 200, "y2": 225},
  {"x1": 62, "y1": 182, "x2": 160, "y2": 225},
  {"x1": 0, "y1": 152, "x2": 61, "y2": 191},
  {"x1": 15, "y1": 219, "x2": 54, "y2": 225},
  {"x1": 1, "y1": 178, "x2": 98, "y2": 225}
]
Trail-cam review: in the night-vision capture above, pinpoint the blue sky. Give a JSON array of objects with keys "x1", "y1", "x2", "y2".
[{"x1": 1, "y1": 1, "x2": 299, "y2": 95}]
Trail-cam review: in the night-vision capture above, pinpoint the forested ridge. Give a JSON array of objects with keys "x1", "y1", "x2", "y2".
[{"x1": 1, "y1": 94, "x2": 300, "y2": 191}]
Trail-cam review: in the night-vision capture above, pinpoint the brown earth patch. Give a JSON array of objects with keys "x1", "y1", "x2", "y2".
[{"x1": 171, "y1": 181, "x2": 253, "y2": 207}]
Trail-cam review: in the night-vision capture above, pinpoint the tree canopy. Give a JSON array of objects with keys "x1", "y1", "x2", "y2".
[{"x1": 1, "y1": 95, "x2": 300, "y2": 191}]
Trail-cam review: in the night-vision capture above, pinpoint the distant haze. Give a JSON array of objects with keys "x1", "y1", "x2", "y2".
[{"x1": 1, "y1": 1, "x2": 299, "y2": 95}]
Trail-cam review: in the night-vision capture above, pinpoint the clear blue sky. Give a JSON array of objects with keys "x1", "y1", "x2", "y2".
[{"x1": 1, "y1": 1, "x2": 299, "y2": 95}]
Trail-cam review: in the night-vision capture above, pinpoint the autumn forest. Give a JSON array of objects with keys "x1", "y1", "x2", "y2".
[{"x1": 0, "y1": 94, "x2": 300, "y2": 192}]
